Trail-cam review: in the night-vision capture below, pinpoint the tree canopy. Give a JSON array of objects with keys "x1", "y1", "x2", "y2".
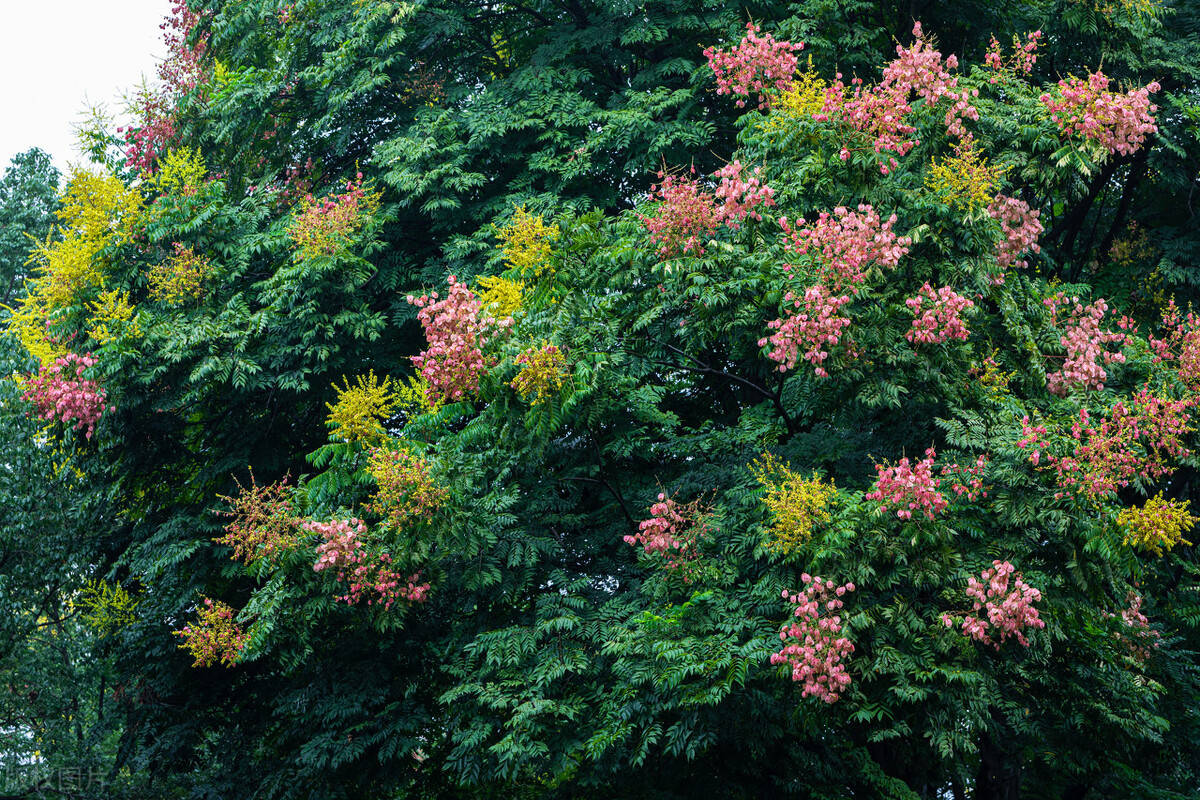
[{"x1": 2, "y1": 1, "x2": 1200, "y2": 798}]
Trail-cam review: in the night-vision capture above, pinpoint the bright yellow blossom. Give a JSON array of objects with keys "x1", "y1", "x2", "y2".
[
  {"x1": 926, "y1": 141, "x2": 1007, "y2": 212},
  {"x1": 749, "y1": 453, "x2": 838, "y2": 555},
  {"x1": 477, "y1": 275, "x2": 523, "y2": 319},
  {"x1": 326, "y1": 371, "x2": 399, "y2": 444},
  {"x1": 1118, "y1": 494, "x2": 1196, "y2": 556},
  {"x1": 394, "y1": 374, "x2": 440, "y2": 418},
  {"x1": 496, "y1": 206, "x2": 558, "y2": 279},
  {"x1": 3, "y1": 168, "x2": 141, "y2": 364},
  {"x1": 148, "y1": 245, "x2": 211, "y2": 305},
  {"x1": 75, "y1": 580, "x2": 138, "y2": 638},
  {"x1": 511, "y1": 342, "x2": 568, "y2": 405},
  {"x1": 88, "y1": 289, "x2": 141, "y2": 345},
  {"x1": 152, "y1": 147, "x2": 207, "y2": 197},
  {"x1": 761, "y1": 57, "x2": 827, "y2": 141}
]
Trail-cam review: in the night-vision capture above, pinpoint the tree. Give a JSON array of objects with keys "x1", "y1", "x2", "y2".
[
  {"x1": 3, "y1": 1, "x2": 1200, "y2": 798},
  {"x1": 0, "y1": 149, "x2": 59, "y2": 308}
]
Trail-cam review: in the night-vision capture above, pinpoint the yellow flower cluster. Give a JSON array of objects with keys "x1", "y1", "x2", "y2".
[
  {"x1": 1109, "y1": 222, "x2": 1157, "y2": 268},
  {"x1": 969, "y1": 351, "x2": 1014, "y2": 400},
  {"x1": 325, "y1": 371, "x2": 399, "y2": 444},
  {"x1": 1117, "y1": 493, "x2": 1196, "y2": 556},
  {"x1": 496, "y1": 206, "x2": 558, "y2": 280},
  {"x1": 75, "y1": 580, "x2": 138, "y2": 638},
  {"x1": 148, "y1": 245, "x2": 211, "y2": 305},
  {"x1": 394, "y1": 374, "x2": 441, "y2": 418},
  {"x1": 88, "y1": 289, "x2": 141, "y2": 345},
  {"x1": 477, "y1": 275, "x2": 523, "y2": 319},
  {"x1": 511, "y1": 342, "x2": 568, "y2": 405},
  {"x1": 925, "y1": 142, "x2": 1007, "y2": 212},
  {"x1": 749, "y1": 453, "x2": 838, "y2": 555},
  {"x1": 3, "y1": 168, "x2": 142, "y2": 365},
  {"x1": 761, "y1": 57, "x2": 828, "y2": 141},
  {"x1": 1082, "y1": 0, "x2": 1161, "y2": 19},
  {"x1": 57, "y1": 168, "x2": 143, "y2": 244},
  {"x1": 366, "y1": 445, "x2": 449, "y2": 529},
  {"x1": 152, "y1": 147, "x2": 207, "y2": 197}
]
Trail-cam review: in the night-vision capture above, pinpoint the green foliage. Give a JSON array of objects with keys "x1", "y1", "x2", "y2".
[
  {"x1": 0, "y1": 149, "x2": 59, "y2": 307},
  {"x1": 2, "y1": 1, "x2": 1200, "y2": 798}
]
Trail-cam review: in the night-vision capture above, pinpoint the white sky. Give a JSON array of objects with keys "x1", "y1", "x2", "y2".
[{"x1": 0, "y1": 0, "x2": 167, "y2": 176}]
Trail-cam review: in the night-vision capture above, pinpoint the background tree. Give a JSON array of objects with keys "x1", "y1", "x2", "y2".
[{"x1": 0, "y1": 149, "x2": 59, "y2": 307}]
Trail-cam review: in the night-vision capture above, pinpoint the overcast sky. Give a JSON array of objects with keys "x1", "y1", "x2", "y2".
[{"x1": 0, "y1": 1, "x2": 167, "y2": 176}]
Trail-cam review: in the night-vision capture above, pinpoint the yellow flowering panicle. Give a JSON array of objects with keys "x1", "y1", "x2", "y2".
[
  {"x1": 511, "y1": 342, "x2": 568, "y2": 405},
  {"x1": 325, "y1": 371, "x2": 398, "y2": 444},
  {"x1": 1079, "y1": 0, "x2": 1162, "y2": 19},
  {"x1": 1109, "y1": 222, "x2": 1157, "y2": 268},
  {"x1": 968, "y1": 351, "x2": 1014, "y2": 400},
  {"x1": 148, "y1": 244, "x2": 212, "y2": 305},
  {"x1": 496, "y1": 206, "x2": 558, "y2": 280},
  {"x1": 1117, "y1": 493, "x2": 1197, "y2": 556},
  {"x1": 749, "y1": 453, "x2": 838, "y2": 555},
  {"x1": 3, "y1": 168, "x2": 142, "y2": 365},
  {"x1": 925, "y1": 141, "x2": 1007, "y2": 212},
  {"x1": 75, "y1": 580, "x2": 138, "y2": 638},
  {"x1": 476, "y1": 275, "x2": 523, "y2": 320},
  {"x1": 366, "y1": 444, "x2": 449, "y2": 529},
  {"x1": 56, "y1": 168, "x2": 143, "y2": 246},
  {"x1": 394, "y1": 375, "x2": 441, "y2": 418},
  {"x1": 761, "y1": 57, "x2": 828, "y2": 140},
  {"x1": 88, "y1": 289, "x2": 141, "y2": 345},
  {"x1": 26, "y1": 234, "x2": 105, "y2": 315},
  {"x1": 152, "y1": 147, "x2": 207, "y2": 197},
  {"x1": 211, "y1": 59, "x2": 234, "y2": 90}
]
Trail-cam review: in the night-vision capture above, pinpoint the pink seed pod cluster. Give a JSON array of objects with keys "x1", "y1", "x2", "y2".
[
  {"x1": 817, "y1": 74, "x2": 919, "y2": 173},
  {"x1": 307, "y1": 518, "x2": 429, "y2": 610},
  {"x1": 984, "y1": 30, "x2": 1042, "y2": 79},
  {"x1": 117, "y1": 1, "x2": 211, "y2": 174},
  {"x1": 624, "y1": 493, "x2": 705, "y2": 581},
  {"x1": 308, "y1": 518, "x2": 368, "y2": 574},
  {"x1": 1041, "y1": 71, "x2": 1160, "y2": 156},
  {"x1": 1045, "y1": 389, "x2": 1192, "y2": 498},
  {"x1": 779, "y1": 205, "x2": 911, "y2": 293},
  {"x1": 1043, "y1": 296, "x2": 1130, "y2": 396},
  {"x1": 704, "y1": 22, "x2": 804, "y2": 109},
  {"x1": 289, "y1": 174, "x2": 376, "y2": 257},
  {"x1": 712, "y1": 160, "x2": 776, "y2": 229},
  {"x1": 905, "y1": 283, "x2": 974, "y2": 344},
  {"x1": 22, "y1": 352, "x2": 108, "y2": 439},
  {"x1": 1114, "y1": 592, "x2": 1159, "y2": 660},
  {"x1": 987, "y1": 194, "x2": 1042, "y2": 271},
  {"x1": 760, "y1": 285, "x2": 852, "y2": 377},
  {"x1": 638, "y1": 162, "x2": 776, "y2": 257},
  {"x1": 339, "y1": 556, "x2": 429, "y2": 610},
  {"x1": 941, "y1": 455, "x2": 988, "y2": 501},
  {"x1": 1148, "y1": 301, "x2": 1200, "y2": 389},
  {"x1": 880, "y1": 22, "x2": 979, "y2": 140},
  {"x1": 1017, "y1": 415, "x2": 1050, "y2": 467},
  {"x1": 638, "y1": 167, "x2": 722, "y2": 257},
  {"x1": 865, "y1": 447, "x2": 947, "y2": 520},
  {"x1": 770, "y1": 575, "x2": 856, "y2": 703},
  {"x1": 173, "y1": 597, "x2": 248, "y2": 668},
  {"x1": 763, "y1": 205, "x2": 911, "y2": 377},
  {"x1": 944, "y1": 560, "x2": 1044, "y2": 648},
  {"x1": 408, "y1": 275, "x2": 504, "y2": 403},
  {"x1": 815, "y1": 22, "x2": 977, "y2": 172}
]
